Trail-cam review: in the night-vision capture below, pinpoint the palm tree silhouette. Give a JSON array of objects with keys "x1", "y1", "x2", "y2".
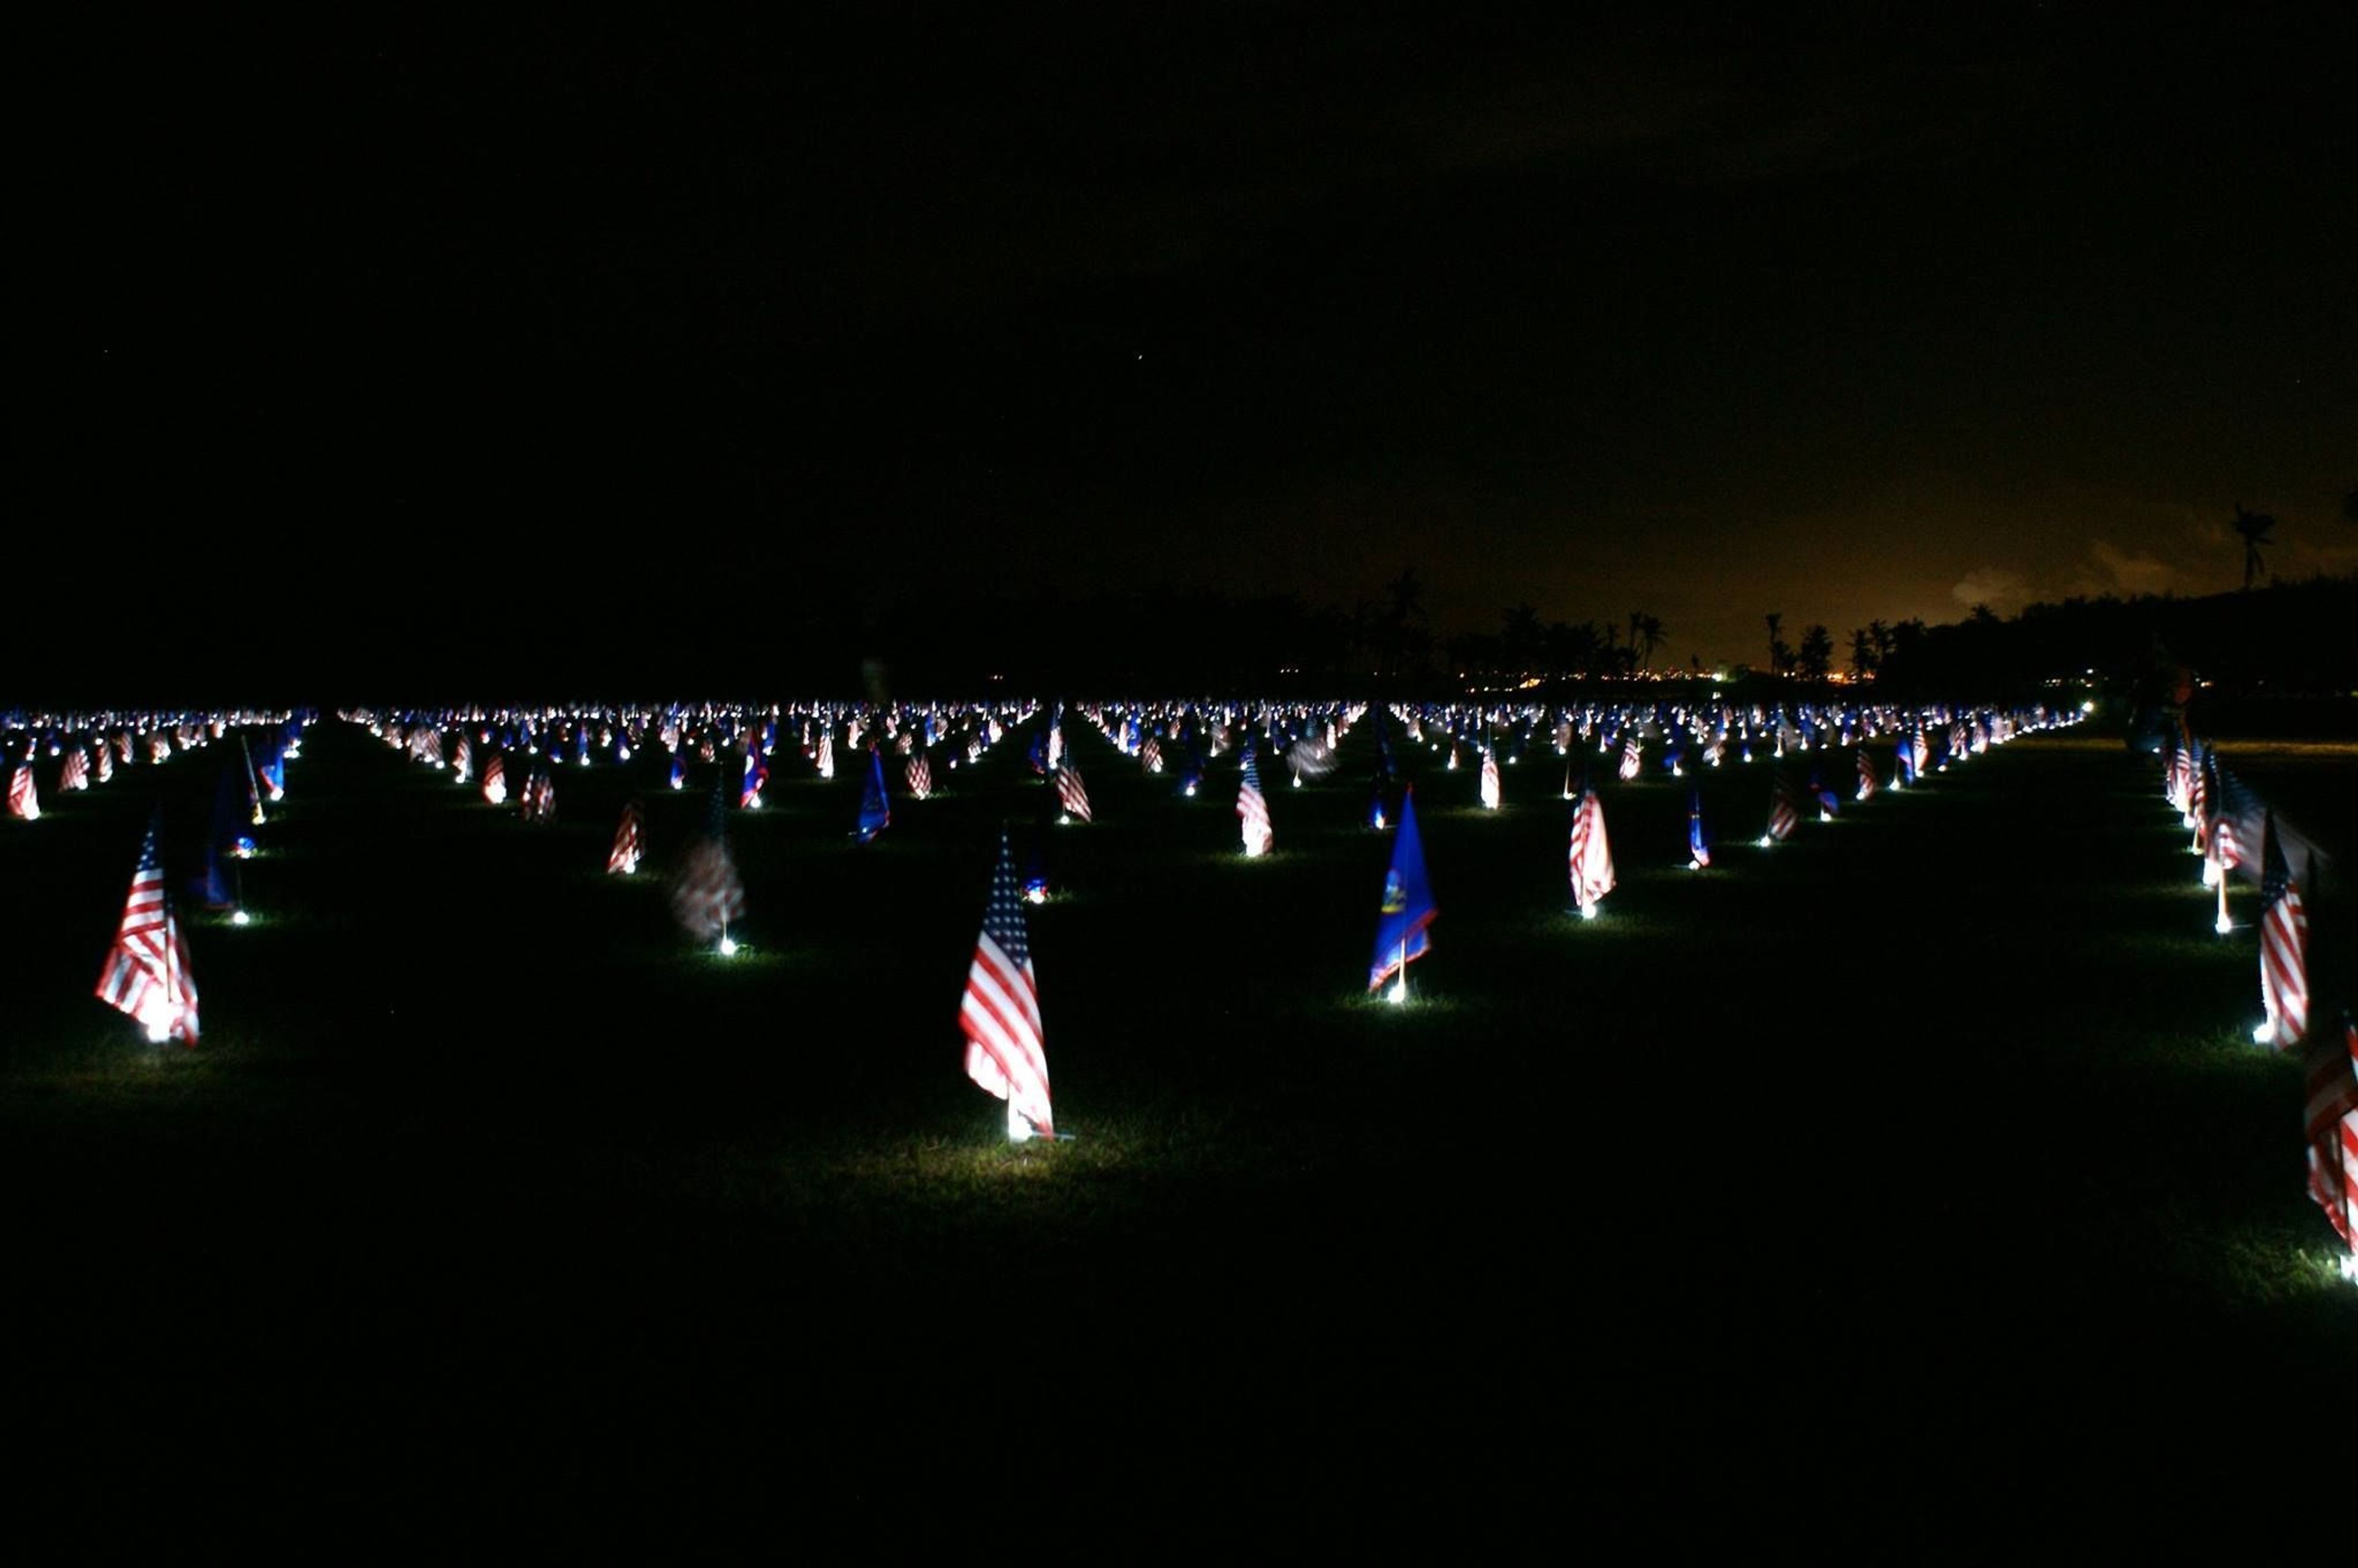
[
  {"x1": 2232, "y1": 503, "x2": 2276, "y2": 590},
  {"x1": 1628, "y1": 611, "x2": 1665, "y2": 672}
]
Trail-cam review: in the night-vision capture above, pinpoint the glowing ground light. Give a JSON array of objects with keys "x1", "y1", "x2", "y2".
[
  {"x1": 2217, "y1": 914, "x2": 2235, "y2": 936},
  {"x1": 1757, "y1": 836, "x2": 1774, "y2": 848},
  {"x1": 718, "y1": 937, "x2": 739, "y2": 957},
  {"x1": 2253, "y1": 1020, "x2": 2276, "y2": 1046},
  {"x1": 2341, "y1": 1254, "x2": 2358, "y2": 1285},
  {"x1": 146, "y1": 1021, "x2": 170, "y2": 1044},
  {"x1": 1387, "y1": 978, "x2": 1408, "y2": 1005},
  {"x1": 232, "y1": 909, "x2": 251, "y2": 926},
  {"x1": 1579, "y1": 902, "x2": 1598, "y2": 920}
]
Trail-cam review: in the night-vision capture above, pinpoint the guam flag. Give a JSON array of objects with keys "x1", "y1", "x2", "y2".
[
  {"x1": 857, "y1": 745, "x2": 891, "y2": 843},
  {"x1": 740, "y1": 743, "x2": 768, "y2": 809},
  {"x1": 1369, "y1": 788, "x2": 1436, "y2": 993}
]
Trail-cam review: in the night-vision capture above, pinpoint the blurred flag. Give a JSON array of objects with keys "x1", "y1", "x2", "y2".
[
  {"x1": 1041, "y1": 743, "x2": 1088, "y2": 820},
  {"x1": 1811, "y1": 770, "x2": 1840, "y2": 820},
  {"x1": 1237, "y1": 745, "x2": 1272, "y2": 856},
  {"x1": 58, "y1": 747, "x2": 88, "y2": 792},
  {"x1": 815, "y1": 731, "x2": 835, "y2": 780},
  {"x1": 1140, "y1": 735, "x2": 1162, "y2": 774},
  {"x1": 1369, "y1": 788, "x2": 1436, "y2": 993},
  {"x1": 521, "y1": 767, "x2": 555, "y2": 824},
  {"x1": 740, "y1": 745, "x2": 768, "y2": 809},
  {"x1": 1479, "y1": 747, "x2": 1502, "y2": 810},
  {"x1": 672, "y1": 788, "x2": 746, "y2": 946},
  {"x1": 1855, "y1": 748, "x2": 1877, "y2": 802},
  {"x1": 482, "y1": 753, "x2": 508, "y2": 806},
  {"x1": 906, "y1": 749, "x2": 933, "y2": 801},
  {"x1": 1687, "y1": 785, "x2": 1711, "y2": 869},
  {"x1": 1568, "y1": 783, "x2": 1614, "y2": 915},
  {"x1": 1617, "y1": 731, "x2": 1642, "y2": 782},
  {"x1": 858, "y1": 745, "x2": 892, "y2": 842},
  {"x1": 450, "y1": 734, "x2": 472, "y2": 785},
  {"x1": 7, "y1": 755, "x2": 39, "y2": 820},
  {"x1": 1764, "y1": 770, "x2": 1800, "y2": 843},
  {"x1": 960, "y1": 830, "x2": 1054, "y2": 1141},
  {"x1": 608, "y1": 799, "x2": 644, "y2": 875},
  {"x1": 2305, "y1": 1019, "x2": 2358, "y2": 1252},
  {"x1": 2258, "y1": 811, "x2": 2309, "y2": 1049},
  {"x1": 95, "y1": 812, "x2": 198, "y2": 1045}
]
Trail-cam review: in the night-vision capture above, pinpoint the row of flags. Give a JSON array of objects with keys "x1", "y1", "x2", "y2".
[{"x1": 2155, "y1": 730, "x2": 2351, "y2": 1272}]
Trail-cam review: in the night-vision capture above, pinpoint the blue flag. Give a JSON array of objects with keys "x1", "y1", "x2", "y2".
[
  {"x1": 857, "y1": 745, "x2": 890, "y2": 843},
  {"x1": 1369, "y1": 788, "x2": 1436, "y2": 992},
  {"x1": 1689, "y1": 786, "x2": 1711, "y2": 868}
]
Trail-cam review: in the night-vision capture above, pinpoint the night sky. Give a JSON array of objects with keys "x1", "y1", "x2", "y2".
[{"x1": 20, "y1": 6, "x2": 2354, "y2": 694}]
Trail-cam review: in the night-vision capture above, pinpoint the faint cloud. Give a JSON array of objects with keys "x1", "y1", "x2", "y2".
[
  {"x1": 2085, "y1": 540, "x2": 2179, "y2": 597},
  {"x1": 1951, "y1": 567, "x2": 2029, "y2": 612}
]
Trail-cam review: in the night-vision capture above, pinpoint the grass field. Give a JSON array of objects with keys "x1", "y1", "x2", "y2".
[{"x1": 6, "y1": 712, "x2": 2355, "y2": 1543}]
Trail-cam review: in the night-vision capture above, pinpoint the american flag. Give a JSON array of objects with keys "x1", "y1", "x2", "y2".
[
  {"x1": 520, "y1": 767, "x2": 555, "y2": 824},
  {"x1": 960, "y1": 831, "x2": 1054, "y2": 1141},
  {"x1": 1140, "y1": 735, "x2": 1162, "y2": 774},
  {"x1": 2305, "y1": 1019, "x2": 2358, "y2": 1251},
  {"x1": 1237, "y1": 745, "x2": 1272, "y2": 856},
  {"x1": 1764, "y1": 770, "x2": 1800, "y2": 842},
  {"x1": 451, "y1": 734, "x2": 473, "y2": 784},
  {"x1": 1854, "y1": 747, "x2": 1877, "y2": 802},
  {"x1": 1479, "y1": 747, "x2": 1503, "y2": 810},
  {"x1": 607, "y1": 799, "x2": 644, "y2": 875},
  {"x1": 2187, "y1": 743, "x2": 2211, "y2": 851},
  {"x1": 481, "y1": 753, "x2": 508, "y2": 806},
  {"x1": 906, "y1": 750, "x2": 933, "y2": 801},
  {"x1": 1568, "y1": 785, "x2": 1614, "y2": 914},
  {"x1": 672, "y1": 801, "x2": 746, "y2": 945},
  {"x1": 95, "y1": 815, "x2": 198, "y2": 1045},
  {"x1": 58, "y1": 747, "x2": 89, "y2": 792},
  {"x1": 1056, "y1": 760, "x2": 1092, "y2": 823},
  {"x1": 1617, "y1": 732, "x2": 1642, "y2": 782},
  {"x1": 95, "y1": 743, "x2": 114, "y2": 784},
  {"x1": 2259, "y1": 811, "x2": 2309, "y2": 1049},
  {"x1": 7, "y1": 758, "x2": 39, "y2": 820}
]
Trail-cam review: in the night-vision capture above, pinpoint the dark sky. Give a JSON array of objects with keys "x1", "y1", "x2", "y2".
[{"x1": 18, "y1": 5, "x2": 2354, "y2": 694}]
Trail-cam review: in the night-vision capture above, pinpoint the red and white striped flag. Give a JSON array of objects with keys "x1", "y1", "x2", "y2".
[
  {"x1": 672, "y1": 837, "x2": 745, "y2": 945},
  {"x1": 95, "y1": 815, "x2": 198, "y2": 1045},
  {"x1": 7, "y1": 758, "x2": 39, "y2": 820},
  {"x1": 1617, "y1": 732, "x2": 1641, "y2": 782},
  {"x1": 906, "y1": 750, "x2": 933, "y2": 801},
  {"x1": 607, "y1": 799, "x2": 644, "y2": 874},
  {"x1": 1056, "y1": 761, "x2": 1092, "y2": 823},
  {"x1": 481, "y1": 753, "x2": 508, "y2": 805},
  {"x1": 1568, "y1": 785, "x2": 1614, "y2": 915},
  {"x1": 58, "y1": 747, "x2": 89, "y2": 792},
  {"x1": 1237, "y1": 747, "x2": 1272, "y2": 856},
  {"x1": 1854, "y1": 748, "x2": 1877, "y2": 802},
  {"x1": 520, "y1": 769, "x2": 555, "y2": 824},
  {"x1": 2305, "y1": 1019, "x2": 2358, "y2": 1252},
  {"x1": 2259, "y1": 812, "x2": 2308, "y2": 1049},
  {"x1": 960, "y1": 831, "x2": 1054, "y2": 1141},
  {"x1": 1479, "y1": 747, "x2": 1502, "y2": 810}
]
